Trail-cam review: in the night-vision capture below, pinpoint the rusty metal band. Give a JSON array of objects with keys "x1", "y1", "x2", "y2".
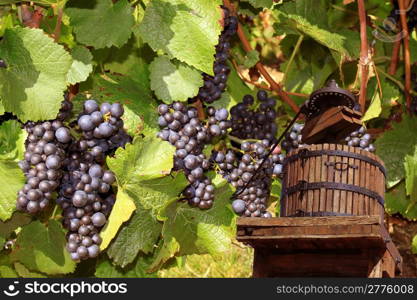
[
  {"x1": 284, "y1": 149, "x2": 386, "y2": 177},
  {"x1": 282, "y1": 181, "x2": 384, "y2": 206}
]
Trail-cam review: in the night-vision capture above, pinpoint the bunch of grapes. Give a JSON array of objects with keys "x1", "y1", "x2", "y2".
[
  {"x1": 344, "y1": 126, "x2": 376, "y2": 152},
  {"x1": 385, "y1": 0, "x2": 417, "y2": 32},
  {"x1": 157, "y1": 102, "x2": 231, "y2": 209},
  {"x1": 194, "y1": 7, "x2": 237, "y2": 103},
  {"x1": 76, "y1": 100, "x2": 131, "y2": 152},
  {"x1": 57, "y1": 100, "x2": 129, "y2": 261},
  {"x1": 281, "y1": 123, "x2": 304, "y2": 153},
  {"x1": 16, "y1": 101, "x2": 74, "y2": 214},
  {"x1": 229, "y1": 91, "x2": 278, "y2": 142},
  {"x1": 57, "y1": 161, "x2": 116, "y2": 261},
  {"x1": 213, "y1": 140, "x2": 273, "y2": 218}
]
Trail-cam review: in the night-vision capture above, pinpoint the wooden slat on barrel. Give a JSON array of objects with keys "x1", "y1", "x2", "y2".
[
  {"x1": 364, "y1": 148, "x2": 371, "y2": 215},
  {"x1": 320, "y1": 144, "x2": 329, "y2": 213},
  {"x1": 314, "y1": 144, "x2": 321, "y2": 213},
  {"x1": 347, "y1": 144, "x2": 355, "y2": 215},
  {"x1": 333, "y1": 144, "x2": 341, "y2": 214},
  {"x1": 326, "y1": 144, "x2": 336, "y2": 212},
  {"x1": 352, "y1": 147, "x2": 360, "y2": 215},
  {"x1": 340, "y1": 144, "x2": 348, "y2": 214},
  {"x1": 308, "y1": 144, "x2": 315, "y2": 215},
  {"x1": 369, "y1": 159, "x2": 376, "y2": 216},
  {"x1": 358, "y1": 147, "x2": 366, "y2": 215}
]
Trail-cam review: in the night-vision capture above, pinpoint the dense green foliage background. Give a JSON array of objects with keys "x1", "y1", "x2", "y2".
[{"x1": 0, "y1": 0, "x2": 416, "y2": 277}]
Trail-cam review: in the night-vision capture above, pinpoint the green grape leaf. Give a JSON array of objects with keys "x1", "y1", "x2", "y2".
[
  {"x1": 242, "y1": 0, "x2": 273, "y2": 9},
  {"x1": 362, "y1": 90, "x2": 382, "y2": 122},
  {"x1": 404, "y1": 148, "x2": 417, "y2": 201},
  {"x1": 0, "y1": 161, "x2": 25, "y2": 221},
  {"x1": 412, "y1": 235, "x2": 417, "y2": 254},
  {"x1": 0, "y1": 212, "x2": 31, "y2": 249},
  {"x1": 0, "y1": 120, "x2": 27, "y2": 161},
  {"x1": 14, "y1": 262, "x2": 47, "y2": 278},
  {"x1": 107, "y1": 204, "x2": 162, "y2": 267},
  {"x1": 375, "y1": 116, "x2": 417, "y2": 188},
  {"x1": 108, "y1": 136, "x2": 175, "y2": 182},
  {"x1": 101, "y1": 36, "x2": 149, "y2": 75},
  {"x1": 0, "y1": 27, "x2": 72, "y2": 122},
  {"x1": 0, "y1": 255, "x2": 18, "y2": 278},
  {"x1": 10, "y1": 220, "x2": 76, "y2": 275},
  {"x1": 66, "y1": 45, "x2": 93, "y2": 85},
  {"x1": 149, "y1": 56, "x2": 203, "y2": 103},
  {"x1": 95, "y1": 255, "x2": 158, "y2": 278},
  {"x1": 99, "y1": 189, "x2": 136, "y2": 251},
  {"x1": 139, "y1": 0, "x2": 222, "y2": 75},
  {"x1": 66, "y1": 0, "x2": 134, "y2": 49},
  {"x1": 101, "y1": 136, "x2": 180, "y2": 250},
  {"x1": 149, "y1": 180, "x2": 236, "y2": 272},
  {"x1": 273, "y1": 0, "x2": 359, "y2": 59},
  {"x1": 385, "y1": 182, "x2": 417, "y2": 221},
  {"x1": 242, "y1": 50, "x2": 260, "y2": 68},
  {"x1": 0, "y1": 101, "x2": 4, "y2": 115}
]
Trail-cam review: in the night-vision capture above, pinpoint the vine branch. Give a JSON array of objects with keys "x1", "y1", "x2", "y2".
[
  {"x1": 53, "y1": 7, "x2": 64, "y2": 42},
  {"x1": 357, "y1": 0, "x2": 369, "y2": 114},
  {"x1": 398, "y1": 0, "x2": 412, "y2": 112},
  {"x1": 223, "y1": 0, "x2": 300, "y2": 113},
  {"x1": 388, "y1": 39, "x2": 401, "y2": 75}
]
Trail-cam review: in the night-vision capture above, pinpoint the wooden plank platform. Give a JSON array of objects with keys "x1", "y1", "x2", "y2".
[{"x1": 236, "y1": 216, "x2": 402, "y2": 277}]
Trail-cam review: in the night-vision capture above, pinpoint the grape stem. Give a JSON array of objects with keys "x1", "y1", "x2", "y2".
[
  {"x1": 357, "y1": 0, "x2": 369, "y2": 114},
  {"x1": 282, "y1": 34, "x2": 304, "y2": 86},
  {"x1": 398, "y1": 0, "x2": 412, "y2": 113},
  {"x1": 227, "y1": 135, "x2": 260, "y2": 144},
  {"x1": 222, "y1": 0, "x2": 300, "y2": 113}
]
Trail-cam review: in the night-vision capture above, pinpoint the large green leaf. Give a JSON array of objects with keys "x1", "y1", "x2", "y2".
[
  {"x1": 412, "y1": 235, "x2": 417, "y2": 254},
  {"x1": 107, "y1": 136, "x2": 176, "y2": 183},
  {"x1": 107, "y1": 204, "x2": 162, "y2": 267},
  {"x1": 95, "y1": 255, "x2": 158, "y2": 278},
  {"x1": 0, "y1": 120, "x2": 26, "y2": 161},
  {"x1": 66, "y1": 0, "x2": 134, "y2": 49},
  {"x1": 242, "y1": 0, "x2": 273, "y2": 9},
  {"x1": 273, "y1": 0, "x2": 359, "y2": 59},
  {"x1": 0, "y1": 27, "x2": 72, "y2": 122},
  {"x1": 0, "y1": 161, "x2": 25, "y2": 221},
  {"x1": 404, "y1": 148, "x2": 417, "y2": 201},
  {"x1": 385, "y1": 182, "x2": 417, "y2": 221},
  {"x1": 149, "y1": 178, "x2": 236, "y2": 271},
  {"x1": 375, "y1": 116, "x2": 417, "y2": 188},
  {"x1": 10, "y1": 220, "x2": 76, "y2": 275},
  {"x1": 149, "y1": 55, "x2": 203, "y2": 103},
  {"x1": 139, "y1": 0, "x2": 222, "y2": 74},
  {"x1": 362, "y1": 90, "x2": 382, "y2": 122},
  {"x1": 0, "y1": 212, "x2": 31, "y2": 249},
  {"x1": 66, "y1": 45, "x2": 93, "y2": 85},
  {"x1": 99, "y1": 189, "x2": 136, "y2": 251},
  {"x1": 101, "y1": 137, "x2": 181, "y2": 250}
]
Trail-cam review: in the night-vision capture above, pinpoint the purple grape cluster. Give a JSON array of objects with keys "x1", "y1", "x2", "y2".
[
  {"x1": 230, "y1": 91, "x2": 278, "y2": 141},
  {"x1": 57, "y1": 100, "x2": 131, "y2": 261},
  {"x1": 16, "y1": 100, "x2": 74, "y2": 214},
  {"x1": 281, "y1": 123, "x2": 304, "y2": 153},
  {"x1": 76, "y1": 100, "x2": 131, "y2": 152},
  {"x1": 194, "y1": 7, "x2": 237, "y2": 103},
  {"x1": 213, "y1": 140, "x2": 273, "y2": 218},
  {"x1": 344, "y1": 126, "x2": 376, "y2": 152},
  {"x1": 385, "y1": 0, "x2": 417, "y2": 33},
  {"x1": 157, "y1": 102, "x2": 231, "y2": 209}
]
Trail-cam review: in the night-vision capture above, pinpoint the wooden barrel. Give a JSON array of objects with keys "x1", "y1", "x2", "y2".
[{"x1": 281, "y1": 144, "x2": 385, "y2": 221}]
